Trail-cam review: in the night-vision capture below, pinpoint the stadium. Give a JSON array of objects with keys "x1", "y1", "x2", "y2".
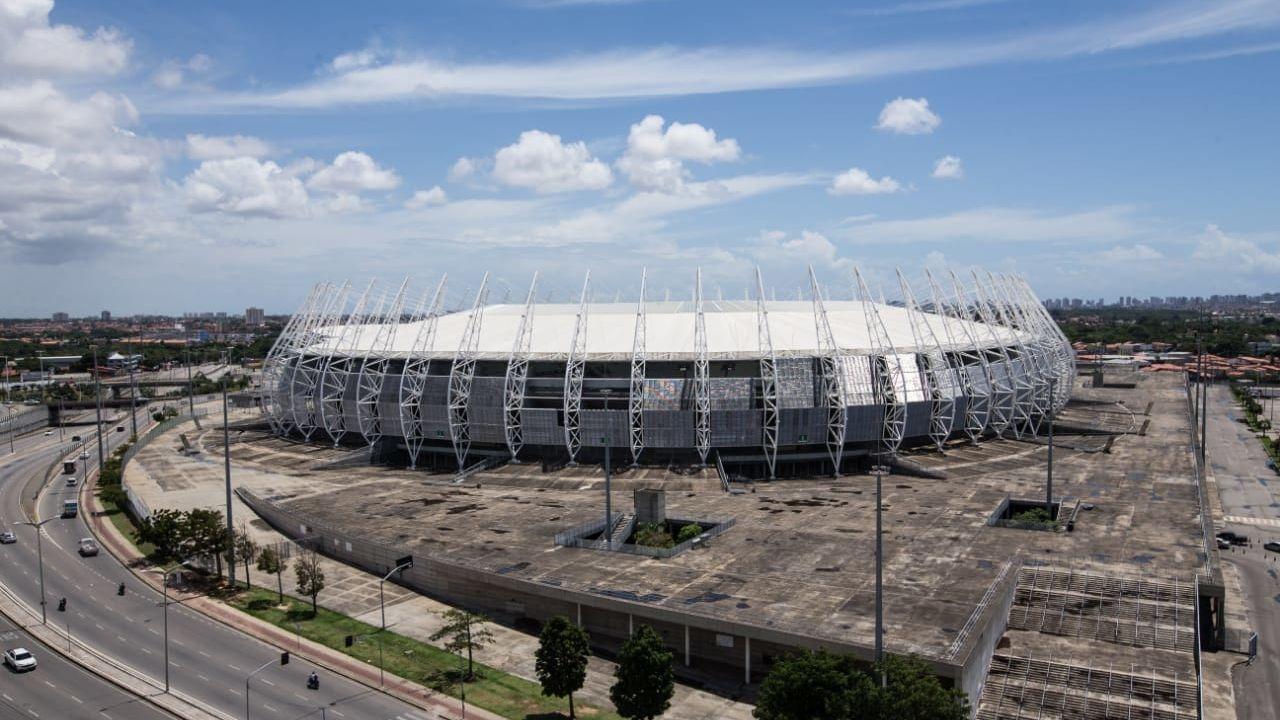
[{"x1": 260, "y1": 267, "x2": 1074, "y2": 477}]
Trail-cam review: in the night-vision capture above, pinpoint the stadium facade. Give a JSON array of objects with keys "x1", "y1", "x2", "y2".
[{"x1": 260, "y1": 268, "x2": 1073, "y2": 478}]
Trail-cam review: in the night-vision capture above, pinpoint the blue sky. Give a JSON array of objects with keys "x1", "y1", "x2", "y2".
[{"x1": 1, "y1": 0, "x2": 1278, "y2": 314}]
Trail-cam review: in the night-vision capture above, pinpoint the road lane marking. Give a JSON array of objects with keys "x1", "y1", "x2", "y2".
[
  {"x1": 43, "y1": 680, "x2": 55, "y2": 689},
  {"x1": 261, "y1": 678, "x2": 275, "y2": 686},
  {"x1": 70, "y1": 695, "x2": 83, "y2": 704}
]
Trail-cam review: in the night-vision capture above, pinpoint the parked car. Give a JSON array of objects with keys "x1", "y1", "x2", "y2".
[
  {"x1": 1217, "y1": 538, "x2": 1231, "y2": 550},
  {"x1": 43, "y1": 430, "x2": 52, "y2": 436},
  {"x1": 79, "y1": 451, "x2": 89, "y2": 460},
  {"x1": 1216, "y1": 531, "x2": 1248, "y2": 546},
  {"x1": 0, "y1": 531, "x2": 15, "y2": 544},
  {"x1": 1265, "y1": 541, "x2": 1280, "y2": 553},
  {"x1": 78, "y1": 538, "x2": 99, "y2": 557},
  {"x1": 115, "y1": 426, "x2": 124, "y2": 433},
  {"x1": 4, "y1": 648, "x2": 36, "y2": 672}
]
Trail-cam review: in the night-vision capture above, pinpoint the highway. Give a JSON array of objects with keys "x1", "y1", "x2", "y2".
[{"x1": 0, "y1": 412, "x2": 432, "y2": 720}]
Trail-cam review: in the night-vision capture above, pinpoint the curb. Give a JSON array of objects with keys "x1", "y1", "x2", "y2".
[{"x1": 85, "y1": 428, "x2": 495, "y2": 720}]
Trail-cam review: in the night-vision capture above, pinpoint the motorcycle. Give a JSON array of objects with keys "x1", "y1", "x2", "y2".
[{"x1": 306, "y1": 673, "x2": 319, "y2": 691}]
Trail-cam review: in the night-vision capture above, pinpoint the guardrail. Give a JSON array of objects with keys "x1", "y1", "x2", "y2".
[
  {"x1": 1183, "y1": 375, "x2": 1216, "y2": 576},
  {"x1": 118, "y1": 410, "x2": 209, "y2": 522}
]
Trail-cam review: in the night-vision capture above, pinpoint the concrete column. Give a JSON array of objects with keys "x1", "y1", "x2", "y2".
[
  {"x1": 684, "y1": 625, "x2": 690, "y2": 666},
  {"x1": 576, "y1": 602, "x2": 582, "y2": 627},
  {"x1": 628, "y1": 613, "x2": 633, "y2": 637},
  {"x1": 744, "y1": 636, "x2": 751, "y2": 684}
]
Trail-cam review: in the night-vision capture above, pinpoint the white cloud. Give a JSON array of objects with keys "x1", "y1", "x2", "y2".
[
  {"x1": 876, "y1": 97, "x2": 941, "y2": 135},
  {"x1": 184, "y1": 157, "x2": 310, "y2": 218},
  {"x1": 491, "y1": 130, "x2": 612, "y2": 193},
  {"x1": 448, "y1": 156, "x2": 478, "y2": 182},
  {"x1": 1192, "y1": 224, "x2": 1280, "y2": 273},
  {"x1": 0, "y1": 0, "x2": 131, "y2": 78},
  {"x1": 752, "y1": 229, "x2": 850, "y2": 269},
  {"x1": 306, "y1": 151, "x2": 401, "y2": 193},
  {"x1": 185, "y1": 133, "x2": 272, "y2": 160},
  {"x1": 839, "y1": 206, "x2": 1142, "y2": 244},
  {"x1": 405, "y1": 186, "x2": 448, "y2": 209},
  {"x1": 829, "y1": 167, "x2": 902, "y2": 195},
  {"x1": 152, "y1": 53, "x2": 214, "y2": 90},
  {"x1": 932, "y1": 155, "x2": 963, "y2": 179},
  {"x1": 615, "y1": 114, "x2": 740, "y2": 192},
  {"x1": 1100, "y1": 244, "x2": 1163, "y2": 262}
]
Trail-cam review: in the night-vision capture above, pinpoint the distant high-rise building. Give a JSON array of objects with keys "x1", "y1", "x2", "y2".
[
  {"x1": 245, "y1": 307, "x2": 265, "y2": 326},
  {"x1": 51, "y1": 312, "x2": 69, "y2": 322},
  {"x1": 100, "y1": 310, "x2": 111, "y2": 321}
]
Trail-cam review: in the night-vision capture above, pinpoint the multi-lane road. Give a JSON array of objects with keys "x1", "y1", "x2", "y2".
[{"x1": 0, "y1": 410, "x2": 432, "y2": 720}]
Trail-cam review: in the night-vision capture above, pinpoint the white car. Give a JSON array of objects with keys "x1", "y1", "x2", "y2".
[
  {"x1": 43, "y1": 430, "x2": 53, "y2": 436},
  {"x1": 0, "y1": 531, "x2": 15, "y2": 544},
  {"x1": 4, "y1": 648, "x2": 36, "y2": 672},
  {"x1": 78, "y1": 538, "x2": 99, "y2": 557}
]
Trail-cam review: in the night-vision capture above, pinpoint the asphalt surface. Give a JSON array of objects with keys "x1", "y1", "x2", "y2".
[
  {"x1": 0, "y1": 410, "x2": 432, "y2": 720},
  {"x1": 1204, "y1": 383, "x2": 1280, "y2": 720}
]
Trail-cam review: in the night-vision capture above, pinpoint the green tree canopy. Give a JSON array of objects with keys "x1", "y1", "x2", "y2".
[
  {"x1": 294, "y1": 551, "x2": 325, "y2": 615},
  {"x1": 429, "y1": 608, "x2": 495, "y2": 681},
  {"x1": 754, "y1": 651, "x2": 969, "y2": 720},
  {"x1": 256, "y1": 546, "x2": 287, "y2": 602},
  {"x1": 535, "y1": 615, "x2": 590, "y2": 719},
  {"x1": 610, "y1": 624, "x2": 674, "y2": 720}
]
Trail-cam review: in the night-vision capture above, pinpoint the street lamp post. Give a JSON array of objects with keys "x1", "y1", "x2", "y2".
[
  {"x1": 871, "y1": 462, "x2": 888, "y2": 688},
  {"x1": 92, "y1": 347, "x2": 104, "y2": 473},
  {"x1": 377, "y1": 556, "x2": 413, "y2": 687},
  {"x1": 19, "y1": 517, "x2": 57, "y2": 624},
  {"x1": 601, "y1": 389, "x2": 613, "y2": 549},
  {"x1": 5, "y1": 404, "x2": 12, "y2": 455},
  {"x1": 244, "y1": 654, "x2": 289, "y2": 720},
  {"x1": 1046, "y1": 378, "x2": 1055, "y2": 516},
  {"x1": 223, "y1": 375, "x2": 235, "y2": 587}
]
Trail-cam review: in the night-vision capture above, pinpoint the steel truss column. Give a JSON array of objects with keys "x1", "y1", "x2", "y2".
[
  {"x1": 629, "y1": 270, "x2": 647, "y2": 465},
  {"x1": 398, "y1": 275, "x2": 448, "y2": 469},
  {"x1": 755, "y1": 268, "x2": 780, "y2": 480},
  {"x1": 356, "y1": 278, "x2": 411, "y2": 446},
  {"x1": 951, "y1": 270, "x2": 1014, "y2": 437},
  {"x1": 854, "y1": 268, "x2": 906, "y2": 458},
  {"x1": 504, "y1": 273, "x2": 538, "y2": 461},
  {"x1": 292, "y1": 282, "x2": 351, "y2": 441},
  {"x1": 563, "y1": 272, "x2": 591, "y2": 465},
  {"x1": 320, "y1": 279, "x2": 377, "y2": 446},
  {"x1": 693, "y1": 269, "x2": 711, "y2": 466},
  {"x1": 972, "y1": 271, "x2": 1037, "y2": 438},
  {"x1": 897, "y1": 270, "x2": 957, "y2": 452},
  {"x1": 924, "y1": 270, "x2": 988, "y2": 443},
  {"x1": 262, "y1": 283, "x2": 324, "y2": 435},
  {"x1": 279, "y1": 282, "x2": 337, "y2": 435},
  {"x1": 988, "y1": 272, "x2": 1053, "y2": 436},
  {"x1": 808, "y1": 266, "x2": 847, "y2": 476},
  {"x1": 448, "y1": 274, "x2": 490, "y2": 472},
  {"x1": 1014, "y1": 276, "x2": 1074, "y2": 413}
]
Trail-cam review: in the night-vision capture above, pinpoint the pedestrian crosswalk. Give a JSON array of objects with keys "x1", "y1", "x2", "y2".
[{"x1": 1222, "y1": 514, "x2": 1280, "y2": 528}]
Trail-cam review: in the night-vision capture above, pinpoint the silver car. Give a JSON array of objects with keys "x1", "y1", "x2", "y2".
[
  {"x1": 78, "y1": 538, "x2": 99, "y2": 557},
  {"x1": 0, "y1": 531, "x2": 15, "y2": 545},
  {"x1": 4, "y1": 648, "x2": 36, "y2": 672}
]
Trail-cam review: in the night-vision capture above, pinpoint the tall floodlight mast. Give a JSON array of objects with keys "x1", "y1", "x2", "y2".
[
  {"x1": 320, "y1": 279, "x2": 376, "y2": 446},
  {"x1": 897, "y1": 270, "x2": 957, "y2": 451},
  {"x1": 808, "y1": 266, "x2": 847, "y2": 476},
  {"x1": 355, "y1": 278, "x2": 410, "y2": 447},
  {"x1": 924, "y1": 270, "x2": 988, "y2": 443},
  {"x1": 448, "y1": 274, "x2": 490, "y2": 472},
  {"x1": 563, "y1": 272, "x2": 591, "y2": 465},
  {"x1": 629, "y1": 270, "x2": 647, "y2": 465},
  {"x1": 755, "y1": 268, "x2": 780, "y2": 480},
  {"x1": 398, "y1": 275, "x2": 448, "y2": 469},
  {"x1": 503, "y1": 272, "x2": 538, "y2": 461},
  {"x1": 693, "y1": 269, "x2": 711, "y2": 466}
]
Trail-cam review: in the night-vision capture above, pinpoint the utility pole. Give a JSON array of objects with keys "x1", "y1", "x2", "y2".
[
  {"x1": 1200, "y1": 312, "x2": 1208, "y2": 468},
  {"x1": 223, "y1": 374, "x2": 235, "y2": 587},
  {"x1": 186, "y1": 344, "x2": 195, "y2": 418},
  {"x1": 92, "y1": 346, "x2": 104, "y2": 472},
  {"x1": 872, "y1": 461, "x2": 887, "y2": 688},
  {"x1": 601, "y1": 389, "x2": 613, "y2": 548}
]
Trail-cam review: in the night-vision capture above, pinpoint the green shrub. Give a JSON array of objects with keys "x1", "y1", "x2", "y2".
[
  {"x1": 633, "y1": 522, "x2": 674, "y2": 549},
  {"x1": 675, "y1": 523, "x2": 702, "y2": 544}
]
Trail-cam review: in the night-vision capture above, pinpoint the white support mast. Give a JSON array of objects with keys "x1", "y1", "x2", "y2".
[
  {"x1": 320, "y1": 279, "x2": 376, "y2": 446},
  {"x1": 292, "y1": 281, "x2": 350, "y2": 441},
  {"x1": 897, "y1": 269, "x2": 956, "y2": 452},
  {"x1": 1013, "y1": 275, "x2": 1074, "y2": 413},
  {"x1": 988, "y1": 272, "x2": 1051, "y2": 436},
  {"x1": 854, "y1": 267, "x2": 907, "y2": 458},
  {"x1": 950, "y1": 270, "x2": 1014, "y2": 437},
  {"x1": 503, "y1": 272, "x2": 538, "y2": 461},
  {"x1": 563, "y1": 272, "x2": 590, "y2": 465},
  {"x1": 756, "y1": 267, "x2": 779, "y2": 479},
  {"x1": 262, "y1": 282, "x2": 324, "y2": 435},
  {"x1": 809, "y1": 266, "x2": 847, "y2": 476},
  {"x1": 971, "y1": 271, "x2": 1036, "y2": 438},
  {"x1": 398, "y1": 275, "x2": 448, "y2": 469},
  {"x1": 448, "y1": 274, "x2": 490, "y2": 472},
  {"x1": 629, "y1": 270, "x2": 647, "y2": 465},
  {"x1": 925, "y1": 270, "x2": 989, "y2": 443},
  {"x1": 693, "y1": 269, "x2": 711, "y2": 466},
  {"x1": 355, "y1": 277, "x2": 410, "y2": 447}
]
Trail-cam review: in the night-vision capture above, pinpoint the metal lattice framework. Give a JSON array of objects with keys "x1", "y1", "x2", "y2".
[
  {"x1": 355, "y1": 278, "x2": 411, "y2": 446},
  {"x1": 563, "y1": 272, "x2": 590, "y2": 464},
  {"x1": 398, "y1": 275, "x2": 448, "y2": 469},
  {"x1": 897, "y1": 270, "x2": 957, "y2": 452},
  {"x1": 693, "y1": 269, "x2": 711, "y2": 465},
  {"x1": 503, "y1": 272, "x2": 538, "y2": 460},
  {"x1": 971, "y1": 271, "x2": 1037, "y2": 438},
  {"x1": 1013, "y1": 275, "x2": 1074, "y2": 412},
  {"x1": 951, "y1": 270, "x2": 1015, "y2": 437},
  {"x1": 292, "y1": 282, "x2": 351, "y2": 441},
  {"x1": 808, "y1": 266, "x2": 847, "y2": 476},
  {"x1": 262, "y1": 282, "x2": 325, "y2": 435},
  {"x1": 756, "y1": 267, "x2": 780, "y2": 479},
  {"x1": 854, "y1": 268, "x2": 907, "y2": 458},
  {"x1": 448, "y1": 274, "x2": 490, "y2": 471},
  {"x1": 924, "y1": 269, "x2": 989, "y2": 444},
  {"x1": 629, "y1": 270, "x2": 647, "y2": 464},
  {"x1": 988, "y1": 272, "x2": 1052, "y2": 436},
  {"x1": 320, "y1": 279, "x2": 376, "y2": 446}
]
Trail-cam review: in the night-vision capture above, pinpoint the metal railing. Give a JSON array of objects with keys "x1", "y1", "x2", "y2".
[
  {"x1": 117, "y1": 411, "x2": 209, "y2": 521},
  {"x1": 947, "y1": 556, "x2": 1020, "y2": 661}
]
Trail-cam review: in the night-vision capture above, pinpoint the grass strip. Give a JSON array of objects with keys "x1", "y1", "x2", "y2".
[{"x1": 230, "y1": 586, "x2": 619, "y2": 720}]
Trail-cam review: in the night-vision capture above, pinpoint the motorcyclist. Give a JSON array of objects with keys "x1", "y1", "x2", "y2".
[{"x1": 307, "y1": 671, "x2": 319, "y2": 689}]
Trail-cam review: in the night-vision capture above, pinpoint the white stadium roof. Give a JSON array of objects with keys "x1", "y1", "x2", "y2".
[{"x1": 305, "y1": 300, "x2": 1030, "y2": 362}]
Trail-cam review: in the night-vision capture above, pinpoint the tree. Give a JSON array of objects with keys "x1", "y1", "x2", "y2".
[
  {"x1": 294, "y1": 551, "x2": 325, "y2": 615},
  {"x1": 430, "y1": 608, "x2": 495, "y2": 681},
  {"x1": 182, "y1": 508, "x2": 231, "y2": 578},
  {"x1": 256, "y1": 546, "x2": 287, "y2": 603},
  {"x1": 675, "y1": 523, "x2": 702, "y2": 544},
  {"x1": 609, "y1": 624, "x2": 674, "y2": 720},
  {"x1": 535, "y1": 615, "x2": 590, "y2": 719},
  {"x1": 233, "y1": 524, "x2": 259, "y2": 589},
  {"x1": 137, "y1": 508, "x2": 185, "y2": 561},
  {"x1": 753, "y1": 651, "x2": 969, "y2": 720}
]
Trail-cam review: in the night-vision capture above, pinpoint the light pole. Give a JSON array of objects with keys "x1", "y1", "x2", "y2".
[
  {"x1": 19, "y1": 517, "x2": 57, "y2": 624},
  {"x1": 5, "y1": 404, "x2": 12, "y2": 454},
  {"x1": 871, "y1": 462, "x2": 888, "y2": 688},
  {"x1": 92, "y1": 346, "x2": 104, "y2": 473},
  {"x1": 185, "y1": 344, "x2": 195, "y2": 418},
  {"x1": 244, "y1": 652, "x2": 289, "y2": 720},
  {"x1": 1046, "y1": 378, "x2": 1055, "y2": 516},
  {"x1": 377, "y1": 556, "x2": 414, "y2": 687},
  {"x1": 160, "y1": 561, "x2": 199, "y2": 693},
  {"x1": 601, "y1": 389, "x2": 613, "y2": 548},
  {"x1": 223, "y1": 374, "x2": 235, "y2": 587}
]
